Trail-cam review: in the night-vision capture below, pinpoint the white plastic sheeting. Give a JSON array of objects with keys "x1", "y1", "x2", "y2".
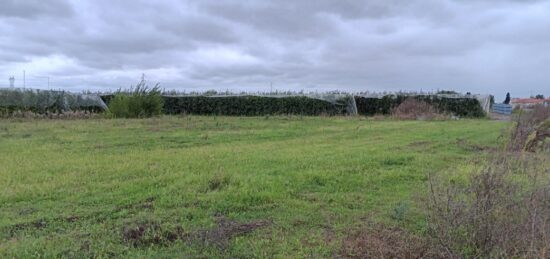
[{"x1": 0, "y1": 87, "x2": 107, "y2": 111}]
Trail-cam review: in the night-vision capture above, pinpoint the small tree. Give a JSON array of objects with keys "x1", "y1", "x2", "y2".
[
  {"x1": 504, "y1": 92, "x2": 511, "y2": 104},
  {"x1": 535, "y1": 94, "x2": 545, "y2": 99}
]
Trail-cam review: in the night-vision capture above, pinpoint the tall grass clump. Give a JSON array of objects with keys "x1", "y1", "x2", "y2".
[{"x1": 107, "y1": 79, "x2": 164, "y2": 118}]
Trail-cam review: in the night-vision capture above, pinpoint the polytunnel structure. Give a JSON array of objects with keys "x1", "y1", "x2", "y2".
[{"x1": 0, "y1": 87, "x2": 107, "y2": 112}]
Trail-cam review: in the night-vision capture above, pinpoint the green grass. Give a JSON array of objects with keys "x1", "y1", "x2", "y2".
[{"x1": 0, "y1": 116, "x2": 507, "y2": 258}]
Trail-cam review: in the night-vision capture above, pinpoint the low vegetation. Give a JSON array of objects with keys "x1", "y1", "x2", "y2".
[
  {"x1": 2, "y1": 98, "x2": 547, "y2": 257},
  {"x1": 162, "y1": 95, "x2": 347, "y2": 116},
  {"x1": 338, "y1": 106, "x2": 549, "y2": 258},
  {"x1": 509, "y1": 105, "x2": 550, "y2": 152},
  {"x1": 355, "y1": 94, "x2": 485, "y2": 117},
  {"x1": 107, "y1": 80, "x2": 164, "y2": 118},
  {"x1": 423, "y1": 106, "x2": 550, "y2": 258},
  {"x1": 0, "y1": 116, "x2": 505, "y2": 257},
  {"x1": 426, "y1": 153, "x2": 550, "y2": 258},
  {"x1": 391, "y1": 98, "x2": 444, "y2": 120}
]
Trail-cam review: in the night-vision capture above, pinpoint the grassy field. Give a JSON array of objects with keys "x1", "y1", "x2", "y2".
[{"x1": 0, "y1": 116, "x2": 507, "y2": 258}]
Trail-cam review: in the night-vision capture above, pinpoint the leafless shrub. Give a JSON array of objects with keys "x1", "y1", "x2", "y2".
[
  {"x1": 426, "y1": 153, "x2": 550, "y2": 258},
  {"x1": 392, "y1": 98, "x2": 445, "y2": 120},
  {"x1": 509, "y1": 105, "x2": 550, "y2": 151},
  {"x1": 524, "y1": 119, "x2": 550, "y2": 152},
  {"x1": 532, "y1": 105, "x2": 550, "y2": 122}
]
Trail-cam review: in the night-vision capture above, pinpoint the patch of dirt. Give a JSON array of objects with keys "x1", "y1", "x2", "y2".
[
  {"x1": 456, "y1": 138, "x2": 493, "y2": 152},
  {"x1": 65, "y1": 215, "x2": 80, "y2": 222},
  {"x1": 408, "y1": 141, "x2": 432, "y2": 147},
  {"x1": 291, "y1": 219, "x2": 307, "y2": 227},
  {"x1": 122, "y1": 221, "x2": 166, "y2": 247},
  {"x1": 3, "y1": 219, "x2": 47, "y2": 237},
  {"x1": 338, "y1": 221, "x2": 446, "y2": 259},
  {"x1": 121, "y1": 216, "x2": 271, "y2": 250},
  {"x1": 3, "y1": 215, "x2": 81, "y2": 237},
  {"x1": 194, "y1": 216, "x2": 271, "y2": 249},
  {"x1": 18, "y1": 207, "x2": 38, "y2": 216},
  {"x1": 323, "y1": 227, "x2": 336, "y2": 245}
]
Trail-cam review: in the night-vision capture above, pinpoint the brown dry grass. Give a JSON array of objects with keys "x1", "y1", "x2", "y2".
[
  {"x1": 509, "y1": 105, "x2": 550, "y2": 152},
  {"x1": 339, "y1": 222, "x2": 444, "y2": 258},
  {"x1": 426, "y1": 152, "x2": 550, "y2": 258},
  {"x1": 392, "y1": 98, "x2": 445, "y2": 120}
]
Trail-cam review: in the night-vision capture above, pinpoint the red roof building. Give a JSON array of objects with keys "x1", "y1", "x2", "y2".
[{"x1": 511, "y1": 98, "x2": 550, "y2": 108}]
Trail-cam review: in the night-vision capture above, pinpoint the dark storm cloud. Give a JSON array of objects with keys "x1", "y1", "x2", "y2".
[{"x1": 0, "y1": 0, "x2": 549, "y2": 96}]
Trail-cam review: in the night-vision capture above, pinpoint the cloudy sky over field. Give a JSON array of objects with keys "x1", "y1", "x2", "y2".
[{"x1": 1, "y1": 0, "x2": 549, "y2": 96}]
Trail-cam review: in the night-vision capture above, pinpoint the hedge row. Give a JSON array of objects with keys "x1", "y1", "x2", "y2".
[
  {"x1": 162, "y1": 96, "x2": 346, "y2": 116},
  {"x1": 99, "y1": 94, "x2": 486, "y2": 117},
  {"x1": 355, "y1": 95, "x2": 485, "y2": 117},
  {"x1": 101, "y1": 95, "x2": 345, "y2": 116}
]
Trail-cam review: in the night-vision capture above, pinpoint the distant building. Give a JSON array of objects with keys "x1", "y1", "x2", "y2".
[
  {"x1": 9, "y1": 76, "x2": 15, "y2": 88},
  {"x1": 511, "y1": 98, "x2": 550, "y2": 109}
]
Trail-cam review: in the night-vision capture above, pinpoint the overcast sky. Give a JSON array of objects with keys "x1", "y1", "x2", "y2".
[{"x1": 1, "y1": 0, "x2": 549, "y2": 97}]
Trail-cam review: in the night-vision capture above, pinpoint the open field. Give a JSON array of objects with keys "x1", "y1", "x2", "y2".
[{"x1": 0, "y1": 116, "x2": 507, "y2": 258}]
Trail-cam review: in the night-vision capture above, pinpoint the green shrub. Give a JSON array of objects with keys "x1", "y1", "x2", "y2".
[
  {"x1": 355, "y1": 95, "x2": 485, "y2": 117},
  {"x1": 162, "y1": 95, "x2": 345, "y2": 116},
  {"x1": 102, "y1": 92, "x2": 485, "y2": 117},
  {"x1": 107, "y1": 83, "x2": 164, "y2": 118}
]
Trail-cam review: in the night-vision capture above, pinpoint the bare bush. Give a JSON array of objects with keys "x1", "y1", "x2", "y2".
[
  {"x1": 532, "y1": 105, "x2": 550, "y2": 122},
  {"x1": 392, "y1": 98, "x2": 444, "y2": 120},
  {"x1": 426, "y1": 153, "x2": 550, "y2": 258},
  {"x1": 509, "y1": 105, "x2": 550, "y2": 152},
  {"x1": 524, "y1": 119, "x2": 550, "y2": 152}
]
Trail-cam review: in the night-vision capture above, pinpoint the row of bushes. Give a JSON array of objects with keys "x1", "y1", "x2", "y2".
[
  {"x1": 101, "y1": 95, "x2": 347, "y2": 117},
  {"x1": 101, "y1": 94, "x2": 484, "y2": 118},
  {"x1": 162, "y1": 96, "x2": 346, "y2": 116},
  {"x1": 355, "y1": 95, "x2": 485, "y2": 117}
]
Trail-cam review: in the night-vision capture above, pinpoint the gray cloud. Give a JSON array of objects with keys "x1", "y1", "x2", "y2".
[
  {"x1": 0, "y1": 0, "x2": 74, "y2": 19},
  {"x1": 0, "y1": 0, "x2": 549, "y2": 96}
]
